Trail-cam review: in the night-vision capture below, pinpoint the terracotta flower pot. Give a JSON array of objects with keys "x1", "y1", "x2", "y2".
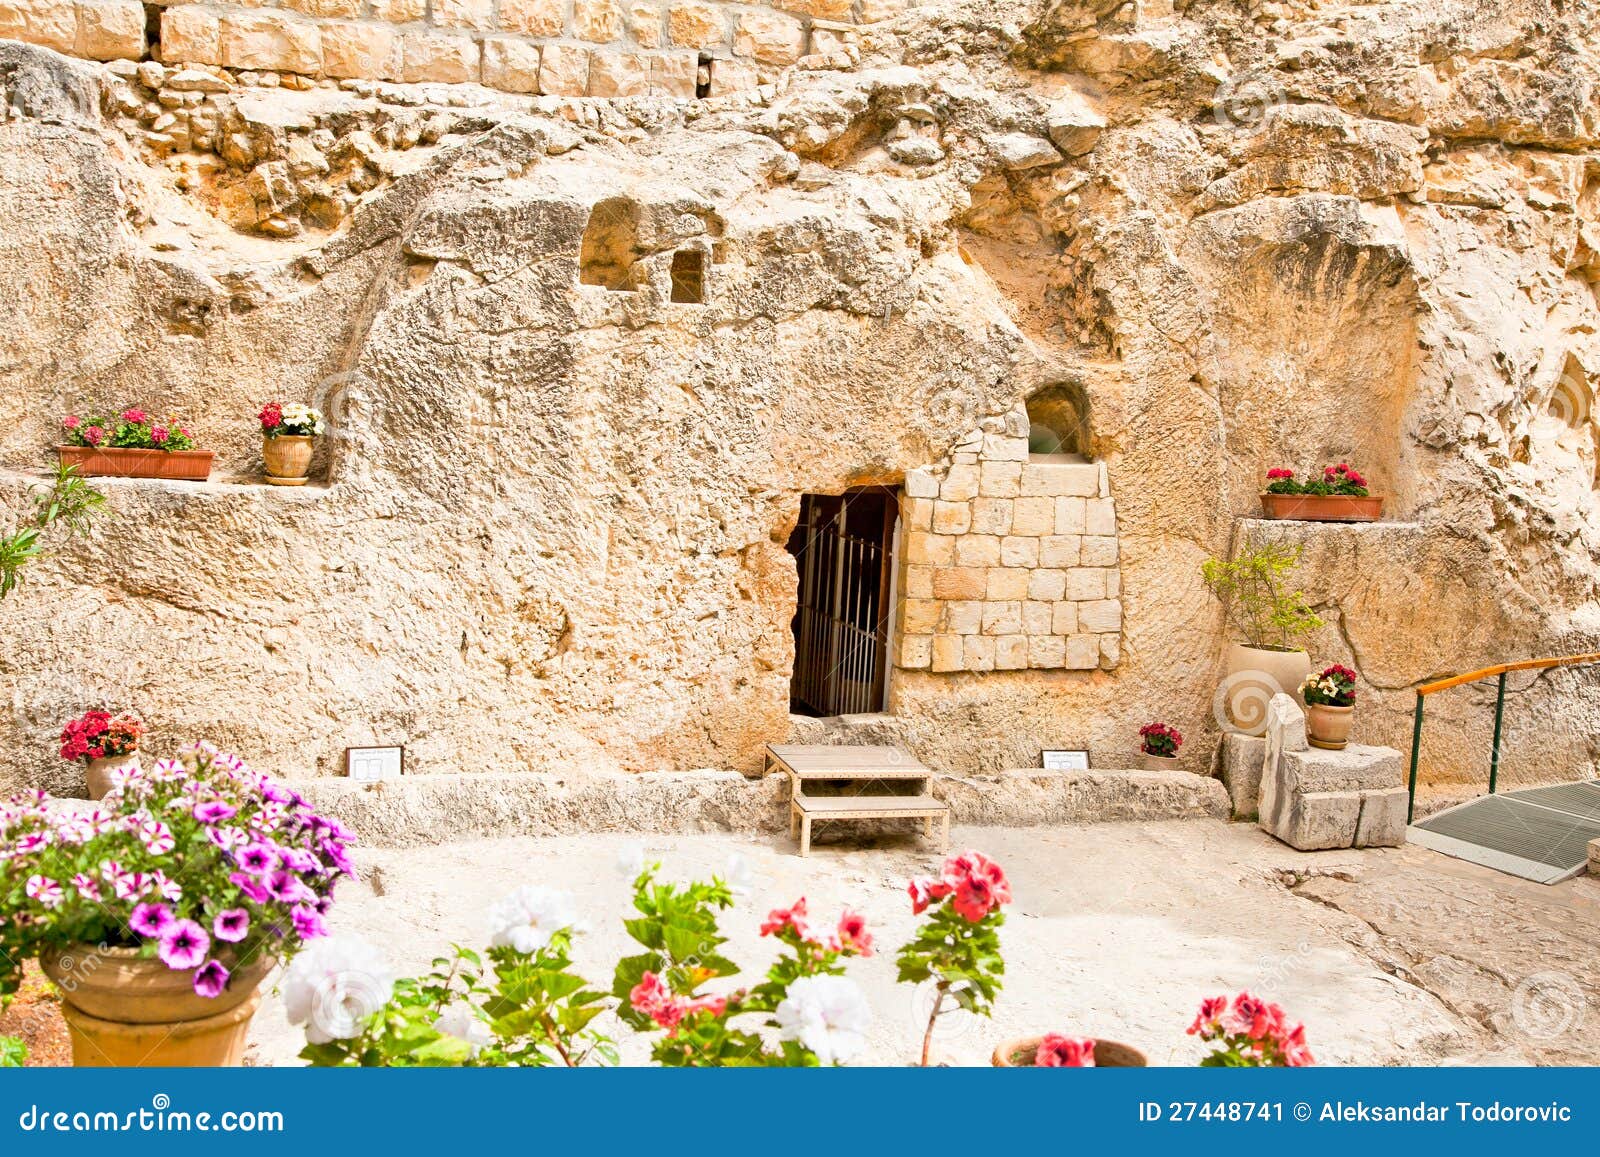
[
  {"x1": 41, "y1": 945, "x2": 273, "y2": 1067},
  {"x1": 262, "y1": 434, "x2": 315, "y2": 486},
  {"x1": 1140, "y1": 752, "x2": 1180, "y2": 772},
  {"x1": 84, "y1": 749, "x2": 140, "y2": 801},
  {"x1": 58, "y1": 446, "x2": 213, "y2": 481},
  {"x1": 1217, "y1": 643, "x2": 1311, "y2": 737},
  {"x1": 1306, "y1": 703, "x2": 1354, "y2": 750},
  {"x1": 1260, "y1": 493, "x2": 1385, "y2": 522},
  {"x1": 993, "y1": 1036, "x2": 1148, "y2": 1067}
]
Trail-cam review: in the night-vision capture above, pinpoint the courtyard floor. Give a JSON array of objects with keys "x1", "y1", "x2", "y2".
[{"x1": 234, "y1": 818, "x2": 1599, "y2": 1067}]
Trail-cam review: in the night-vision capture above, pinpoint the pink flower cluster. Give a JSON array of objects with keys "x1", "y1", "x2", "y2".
[
  {"x1": 1265, "y1": 467, "x2": 1294, "y2": 480},
  {"x1": 258, "y1": 403, "x2": 283, "y2": 432},
  {"x1": 629, "y1": 971, "x2": 728, "y2": 1034},
  {"x1": 758, "y1": 897, "x2": 874, "y2": 956},
  {"x1": 908, "y1": 850, "x2": 1012, "y2": 923},
  {"x1": 1323, "y1": 462, "x2": 1367, "y2": 487},
  {"x1": 1188, "y1": 991, "x2": 1314, "y2": 1067},
  {"x1": 1034, "y1": 1034, "x2": 1096, "y2": 1067},
  {"x1": 59, "y1": 710, "x2": 144, "y2": 764},
  {"x1": 1138, "y1": 721, "x2": 1183, "y2": 758}
]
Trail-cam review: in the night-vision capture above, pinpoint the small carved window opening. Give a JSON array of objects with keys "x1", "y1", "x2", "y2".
[
  {"x1": 1026, "y1": 383, "x2": 1092, "y2": 460},
  {"x1": 696, "y1": 55, "x2": 714, "y2": 100},
  {"x1": 579, "y1": 197, "x2": 644, "y2": 292},
  {"x1": 670, "y1": 249, "x2": 706, "y2": 304}
]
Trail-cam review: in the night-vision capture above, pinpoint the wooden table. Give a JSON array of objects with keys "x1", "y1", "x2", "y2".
[{"x1": 764, "y1": 744, "x2": 950, "y2": 857}]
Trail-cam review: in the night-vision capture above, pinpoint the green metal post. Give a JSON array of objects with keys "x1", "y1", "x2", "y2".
[
  {"x1": 1407, "y1": 691, "x2": 1423, "y2": 824},
  {"x1": 1488, "y1": 671, "x2": 1508, "y2": 796}
]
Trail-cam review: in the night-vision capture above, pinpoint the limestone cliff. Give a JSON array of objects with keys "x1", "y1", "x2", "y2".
[{"x1": 2, "y1": 0, "x2": 1599, "y2": 797}]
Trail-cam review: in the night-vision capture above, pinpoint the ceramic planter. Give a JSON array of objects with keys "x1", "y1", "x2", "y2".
[
  {"x1": 84, "y1": 749, "x2": 140, "y2": 801},
  {"x1": 1219, "y1": 643, "x2": 1311, "y2": 737},
  {"x1": 262, "y1": 434, "x2": 314, "y2": 486},
  {"x1": 41, "y1": 945, "x2": 272, "y2": 1067},
  {"x1": 1306, "y1": 703, "x2": 1354, "y2": 750},
  {"x1": 1260, "y1": 493, "x2": 1384, "y2": 522},
  {"x1": 58, "y1": 446, "x2": 214, "y2": 482},
  {"x1": 1140, "y1": 752, "x2": 1180, "y2": 772},
  {"x1": 992, "y1": 1036, "x2": 1148, "y2": 1067}
]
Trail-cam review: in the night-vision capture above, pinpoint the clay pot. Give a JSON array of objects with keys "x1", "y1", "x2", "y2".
[
  {"x1": 993, "y1": 1037, "x2": 1148, "y2": 1067},
  {"x1": 1260, "y1": 493, "x2": 1385, "y2": 522},
  {"x1": 1217, "y1": 643, "x2": 1311, "y2": 737},
  {"x1": 1306, "y1": 703, "x2": 1354, "y2": 750},
  {"x1": 1140, "y1": 752, "x2": 1180, "y2": 772},
  {"x1": 262, "y1": 434, "x2": 314, "y2": 486},
  {"x1": 58, "y1": 446, "x2": 213, "y2": 481},
  {"x1": 41, "y1": 945, "x2": 273, "y2": 1067},
  {"x1": 84, "y1": 749, "x2": 140, "y2": 801}
]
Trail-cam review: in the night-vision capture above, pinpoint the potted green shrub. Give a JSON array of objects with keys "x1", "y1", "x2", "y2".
[
  {"x1": 1261, "y1": 463, "x2": 1384, "y2": 522},
  {"x1": 1201, "y1": 543, "x2": 1324, "y2": 736}
]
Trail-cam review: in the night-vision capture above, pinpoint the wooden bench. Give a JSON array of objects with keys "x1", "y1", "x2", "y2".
[{"x1": 765, "y1": 744, "x2": 951, "y2": 857}]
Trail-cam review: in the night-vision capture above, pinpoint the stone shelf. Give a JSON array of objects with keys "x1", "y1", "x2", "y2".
[{"x1": 0, "y1": 469, "x2": 333, "y2": 500}]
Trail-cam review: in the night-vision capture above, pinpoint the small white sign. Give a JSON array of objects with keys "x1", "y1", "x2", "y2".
[
  {"x1": 345, "y1": 746, "x2": 405, "y2": 782},
  {"x1": 1042, "y1": 749, "x2": 1089, "y2": 771}
]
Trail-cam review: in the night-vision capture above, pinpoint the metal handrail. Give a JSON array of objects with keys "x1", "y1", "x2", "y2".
[{"x1": 1406, "y1": 651, "x2": 1600, "y2": 822}]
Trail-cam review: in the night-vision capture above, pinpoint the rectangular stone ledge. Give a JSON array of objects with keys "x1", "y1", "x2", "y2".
[
  {"x1": 1589, "y1": 837, "x2": 1599, "y2": 877},
  {"x1": 287, "y1": 766, "x2": 1231, "y2": 847},
  {"x1": 0, "y1": 471, "x2": 337, "y2": 511}
]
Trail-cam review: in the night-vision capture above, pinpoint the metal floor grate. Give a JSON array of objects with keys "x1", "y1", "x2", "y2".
[{"x1": 1409, "y1": 781, "x2": 1600, "y2": 884}]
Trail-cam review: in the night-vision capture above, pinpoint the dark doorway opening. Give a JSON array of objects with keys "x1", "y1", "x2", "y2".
[{"x1": 787, "y1": 487, "x2": 900, "y2": 717}]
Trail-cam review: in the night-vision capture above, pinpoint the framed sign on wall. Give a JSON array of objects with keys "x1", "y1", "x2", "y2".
[
  {"x1": 344, "y1": 745, "x2": 405, "y2": 783},
  {"x1": 1042, "y1": 749, "x2": 1090, "y2": 771}
]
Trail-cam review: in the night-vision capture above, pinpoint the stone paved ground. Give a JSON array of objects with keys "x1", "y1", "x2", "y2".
[{"x1": 245, "y1": 819, "x2": 1600, "y2": 1066}]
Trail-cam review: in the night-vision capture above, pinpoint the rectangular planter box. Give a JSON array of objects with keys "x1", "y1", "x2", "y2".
[
  {"x1": 58, "y1": 445, "x2": 214, "y2": 482},
  {"x1": 1260, "y1": 492, "x2": 1384, "y2": 522}
]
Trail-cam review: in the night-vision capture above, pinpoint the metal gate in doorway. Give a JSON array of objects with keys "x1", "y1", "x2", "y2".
[{"x1": 788, "y1": 488, "x2": 899, "y2": 717}]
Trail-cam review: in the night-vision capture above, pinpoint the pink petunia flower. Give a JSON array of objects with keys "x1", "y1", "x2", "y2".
[
  {"x1": 193, "y1": 960, "x2": 231, "y2": 999},
  {"x1": 157, "y1": 919, "x2": 210, "y2": 970},
  {"x1": 25, "y1": 875, "x2": 64, "y2": 908}
]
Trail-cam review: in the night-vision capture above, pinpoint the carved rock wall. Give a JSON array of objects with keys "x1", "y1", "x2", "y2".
[{"x1": 2, "y1": 0, "x2": 1600, "y2": 799}]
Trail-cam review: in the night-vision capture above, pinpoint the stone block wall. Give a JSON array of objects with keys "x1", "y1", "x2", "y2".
[
  {"x1": 0, "y1": 0, "x2": 901, "y2": 97},
  {"x1": 895, "y1": 409, "x2": 1122, "y2": 674}
]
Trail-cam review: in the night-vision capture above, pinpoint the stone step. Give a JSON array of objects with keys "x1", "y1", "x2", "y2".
[{"x1": 287, "y1": 765, "x2": 1230, "y2": 848}]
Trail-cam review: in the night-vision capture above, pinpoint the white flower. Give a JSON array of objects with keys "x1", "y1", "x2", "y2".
[
  {"x1": 280, "y1": 403, "x2": 324, "y2": 435},
  {"x1": 614, "y1": 842, "x2": 646, "y2": 880},
  {"x1": 433, "y1": 1003, "x2": 493, "y2": 1057},
  {"x1": 488, "y1": 886, "x2": 577, "y2": 954},
  {"x1": 723, "y1": 852, "x2": 753, "y2": 896},
  {"x1": 775, "y1": 975, "x2": 871, "y2": 1065},
  {"x1": 283, "y1": 935, "x2": 395, "y2": 1045}
]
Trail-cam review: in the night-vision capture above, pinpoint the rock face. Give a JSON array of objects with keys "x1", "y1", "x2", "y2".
[{"x1": 3, "y1": 0, "x2": 1600, "y2": 796}]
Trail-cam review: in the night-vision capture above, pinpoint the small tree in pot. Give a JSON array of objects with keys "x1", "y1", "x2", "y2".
[{"x1": 1202, "y1": 543, "x2": 1324, "y2": 737}]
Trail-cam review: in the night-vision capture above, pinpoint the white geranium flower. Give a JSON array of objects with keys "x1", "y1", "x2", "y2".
[
  {"x1": 283, "y1": 935, "x2": 395, "y2": 1045},
  {"x1": 433, "y1": 1003, "x2": 494, "y2": 1057},
  {"x1": 614, "y1": 842, "x2": 646, "y2": 880},
  {"x1": 775, "y1": 975, "x2": 871, "y2": 1065},
  {"x1": 488, "y1": 885, "x2": 577, "y2": 954},
  {"x1": 723, "y1": 852, "x2": 753, "y2": 896}
]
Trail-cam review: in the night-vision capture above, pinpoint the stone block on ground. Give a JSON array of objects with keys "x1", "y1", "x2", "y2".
[
  {"x1": 1280, "y1": 744, "x2": 1403, "y2": 795},
  {"x1": 1221, "y1": 733, "x2": 1265, "y2": 816},
  {"x1": 1354, "y1": 787, "x2": 1408, "y2": 848},
  {"x1": 1589, "y1": 838, "x2": 1600, "y2": 876},
  {"x1": 1259, "y1": 693, "x2": 1406, "y2": 850}
]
